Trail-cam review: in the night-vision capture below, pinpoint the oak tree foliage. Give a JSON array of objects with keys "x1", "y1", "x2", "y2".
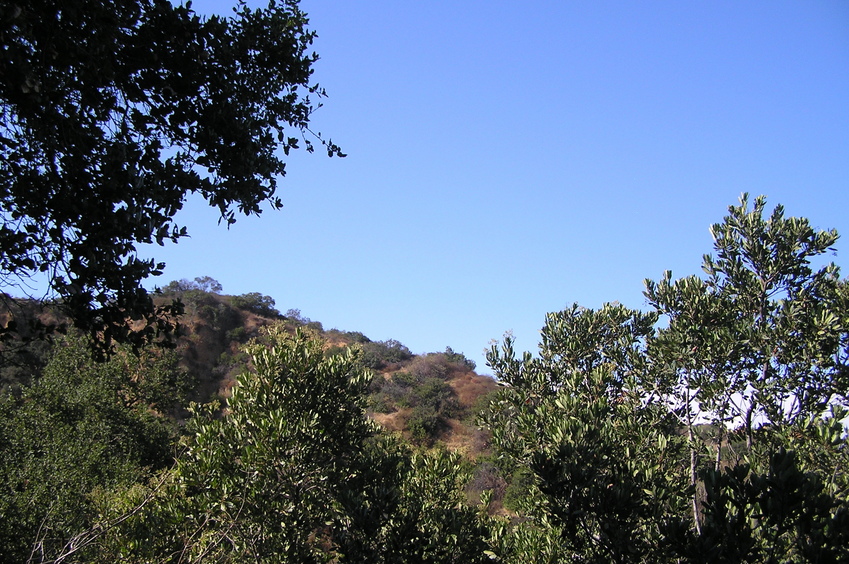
[
  {"x1": 0, "y1": 0, "x2": 342, "y2": 354},
  {"x1": 0, "y1": 333, "x2": 188, "y2": 563}
]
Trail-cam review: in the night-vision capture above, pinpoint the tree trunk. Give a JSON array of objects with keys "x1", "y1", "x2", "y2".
[{"x1": 686, "y1": 389, "x2": 701, "y2": 534}]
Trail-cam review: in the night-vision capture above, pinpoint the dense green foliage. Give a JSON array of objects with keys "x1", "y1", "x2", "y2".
[
  {"x1": 89, "y1": 328, "x2": 490, "y2": 563},
  {"x1": 0, "y1": 196, "x2": 846, "y2": 563},
  {"x1": 482, "y1": 195, "x2": 849, "y2": 563},
  {"x1": 360, "y1": 338, "x2": 414, "y2": 370},
  {"x1": 159, "y1": 276, "x2": 223, "y2": 295},
  {"x1": 483, "y1": 304, "x2": 689, "y2": 562},
  {"x1": 230, "y1": 292, "x2": 280, "y2": 318},
  {"x1": 0, "y1": 0, "x2": 341, "y2": 354},
  {"x1": 0, "y1": 334, "x2": 189, "y2": 563}
]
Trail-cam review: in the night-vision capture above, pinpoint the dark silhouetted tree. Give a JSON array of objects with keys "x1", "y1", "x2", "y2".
[{"x1": 0, "y1": 0, "x2": 342, "y2": 355}]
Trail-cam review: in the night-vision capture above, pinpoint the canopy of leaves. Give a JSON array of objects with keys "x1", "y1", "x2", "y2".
[
  {"x1": 159, "y1": 276, "x2": 222, "y2": 295},
  {"x1": 482, "y1": 196, "x2": 849, "y2": 562},
  {"x1": 93, "y1": 327, "x2": 490, "y2": 562},
  {"x1": 0, "y1": 333, "x2": 188, "y2": 562},
  {"x1": 646, "y1": 194, "x2": 848, "y2": 447},
  {"x1": 0, "y1": 0, "x2": 342, "y2": 355}
]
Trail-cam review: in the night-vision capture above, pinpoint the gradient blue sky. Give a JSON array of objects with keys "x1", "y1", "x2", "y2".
[{"x1": 143, "y1": 0, "x2": 849, "y2": 374}]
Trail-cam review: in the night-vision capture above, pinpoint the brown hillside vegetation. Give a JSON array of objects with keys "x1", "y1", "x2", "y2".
[
  {"x1": 151, "y1": 286, "x2": 498, "y2": 458},
  {"x1": 1, "y1": 285, "x2": 500, "y2": 459}
]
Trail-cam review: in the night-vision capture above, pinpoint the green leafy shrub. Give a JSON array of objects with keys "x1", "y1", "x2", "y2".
[
  {"x1": 444, "y1": 346, "x2": 477, "y2": 371},
  {"x1": 391, "y1": 370, "x2": 417, "y2": 387},
  {"x1": 360, "y1": 339, "x2": 413, "y2": 369},
  {"x1": 230, "y1": 292, "x2": 280, "y2": 318},
  {"x1": 194, "y1": 301, "x2": 241, "y2": 333},
  {"x1": 368, "y1": 393, "x2": 395, "y2": 413},
  {"x1": 226, "y1": 326, "x2": 248, "y2": 343},
  {"x1": 382, "y1": 370, "x2": 462, "y2": 442},
  {"x1": 0, "y1": 334, "x2": 186, "y2": 562},
  {"x1": 502, "y1": 467, "x2": 535, "y2": 513},
  {"x1": 415, "y1": 377, "x2": 461, "y2": 418},
  {"x1": 99, "y1": 328, "x2": 492, "y2": 562},
  {"x1": 346, "y1": 331, "x2": 371, "y2": 344},
  {"x1": 407, "y1": 405, "x2": 446, "y2": 445}
]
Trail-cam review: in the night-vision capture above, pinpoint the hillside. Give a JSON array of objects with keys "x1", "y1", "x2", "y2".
[
  {"x1": 2, "y1": 281, "x2": 499, "y2": 450},
  {"x1": 152, "y1": 282, "x2": 500, "y2": 454},
  {"x1": 1, "y1": 282, "x2": 510, "y2": 512}
]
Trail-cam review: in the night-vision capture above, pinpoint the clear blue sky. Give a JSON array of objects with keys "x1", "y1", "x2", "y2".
[{"x1": 144, "y1": 0, "x2": 849, "y2": 375}]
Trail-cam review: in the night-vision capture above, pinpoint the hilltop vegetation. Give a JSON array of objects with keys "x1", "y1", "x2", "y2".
[{"x1": 150, "y1": 278, "x2": 499, "y2": 450}]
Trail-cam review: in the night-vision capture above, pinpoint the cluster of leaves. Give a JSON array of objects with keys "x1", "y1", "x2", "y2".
[
  {"x1": 0, "y1": 333, "x2": 190, "y2": 562},
  {"x1": 1, "y1": 0, "x2": 342, "y2": 356},
  {"x1": 158, "y1": 276, "x2": 223, "y2": 296},
  {"x1": 360, "y1": 338, "x2": 414, "y2": 370},
  {"x1": 81, "y1": 328, "x2": 490, "y2": 563},
  {"x1": 229, "y1": 291, "x2": 280, "y2": 318},
  {"x1": 481, "y1": 195, "x2": 849, "y2": 562}
]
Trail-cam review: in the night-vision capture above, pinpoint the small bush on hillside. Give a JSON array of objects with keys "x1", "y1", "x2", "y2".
[
  {"x1": 406, "y1": 354, "x2": 451, "y2": 380},
  {"x1": 407, "y1": 405, "x2": 446, "y2": 445},
  {"x1": 325, "y1": 329, "x2": 372, "y2": 346},
  {"x1": 369, "y1": 376, "x2": 406, "y2": 408},
  {"x1": 405, "y1": 349, "x2": 475, "y2": 382},
  {"x1": 415, "y1": 377, "x2": 461, "y2": 418},
  {"x1": 391, "y1": 371, "x2": 417, "y2": 387},
  {"x1": 368, "y1": 375, "x2": 386, "y2": 393},
  {"x1": 368, "y1": 393, "x2": 394, "y2": 414},
  {"x1": 366, "y1": 376, "x2": 402, "y2": 412},
  {"x1": 360, "y1": 339, "x2": 413, "y2": 369},
  {"x1": 444, "y1": 346, "x2": 476, "y2": 371},
  {"x1": 159, "y1": 276, "x2": 222, "y2": 295},
  {"x1": 346, "y1": 331, "x2": 371, "y2": 344},
  {"x1": 196, "y1": 302, "x2": 241, "y2": 334},
  {"x1": 231, "y1": 293, "x2": 279, "y2": 318},
  {"x1": 226, "y1": 327, "x2": 248, "y2": 343}
]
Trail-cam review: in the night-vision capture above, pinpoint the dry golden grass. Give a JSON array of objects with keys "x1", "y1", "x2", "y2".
[
  {"x1": 370, "y1": 408, "x2": 410, "y2": 433},
  {"x1": 450, "y1": 370, "x2": 498, "y2": 408}
]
